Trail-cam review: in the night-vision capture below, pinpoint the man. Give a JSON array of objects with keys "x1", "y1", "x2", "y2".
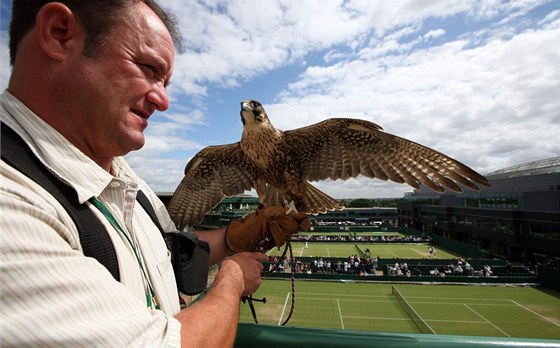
[{"x1": 0, "y1": 1, "x2": 306, "y2": 346}]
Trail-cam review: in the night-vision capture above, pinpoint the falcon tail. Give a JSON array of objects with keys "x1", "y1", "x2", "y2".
[
  {"x1": 301, "y1": 182, "x2": 344, "y2": 215},
  {"x1": 262, "y1": 182, "x2": 343, "y2": 215}
]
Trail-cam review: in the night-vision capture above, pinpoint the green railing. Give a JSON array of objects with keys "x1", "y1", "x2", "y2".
[
  {"x1": 539, "y1": 265, "x2": 560, "y2": 292},
  {"x1": 234, "y1": 323, "x2": 560, "y2": 347}
]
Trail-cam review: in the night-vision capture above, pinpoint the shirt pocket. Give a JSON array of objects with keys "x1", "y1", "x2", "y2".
[{"x1": 156, "y1": 249, "x2": 173, "y2": 279}]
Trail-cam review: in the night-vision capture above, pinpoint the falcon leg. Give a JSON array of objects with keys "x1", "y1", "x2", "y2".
[{"x1": 284, "y1": 200, "x2": 298, "y2": 215}]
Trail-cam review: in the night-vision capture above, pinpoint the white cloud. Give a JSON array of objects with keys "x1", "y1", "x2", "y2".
[
  {"x1": 127, "y1": 157, "x2": 187, "y2": 193},
  {"x1": 423, "y1": 28, "x2": 446, "y2": 40},
  {"x1": 2, "y1": 0, "x2": 559, "y2": 199},
  {"x1": 266, "y1": 20, "x2": 560, "y2": 183},
  {"x1": 164, "y1": 0, "x2": 482, "y2": 99},
  {"x1": 0, "y1": 29, "x2": 10, "y2": 91}
]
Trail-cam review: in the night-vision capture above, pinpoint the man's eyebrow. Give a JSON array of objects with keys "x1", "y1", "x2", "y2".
[{"x1": 153, "y1": 59, "x2": 172, "y2": 88}]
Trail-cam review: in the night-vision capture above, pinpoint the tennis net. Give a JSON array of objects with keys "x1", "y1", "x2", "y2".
[{"x1": 391, "y1": 285, "x2": 435, "y2": 334}]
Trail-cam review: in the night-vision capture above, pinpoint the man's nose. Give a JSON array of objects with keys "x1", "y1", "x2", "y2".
[{"x1": 147, "y1": 82, "x2": 169, "y2": 111}]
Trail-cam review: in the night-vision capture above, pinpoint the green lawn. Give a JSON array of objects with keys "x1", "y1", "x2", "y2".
[
  {"x1": 240, "y1": 280, "x2": 560, "y2": 339},
  {"x1": 268, "y1": 241, "x2": 459, "y2": 259},
  {"x1": 298, "y1": 231, "x2": 403, "y2": 237}
]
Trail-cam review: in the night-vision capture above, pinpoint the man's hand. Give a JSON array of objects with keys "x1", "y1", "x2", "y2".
[
  {"x1": 225, "y1": 205, "x2": 310, "y2": 253},
  {"x1": 218, "y1": 252, "x2": 268, "y2": 297}
]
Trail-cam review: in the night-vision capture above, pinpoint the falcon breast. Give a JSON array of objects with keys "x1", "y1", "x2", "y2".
[{"x1": 168, "y1": 100, "x2": 490, "y2": 229}]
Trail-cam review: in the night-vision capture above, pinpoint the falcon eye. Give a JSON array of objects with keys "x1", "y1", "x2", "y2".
[{"x1": 250, "y1": 101, "x2": 260, "y2": 108}]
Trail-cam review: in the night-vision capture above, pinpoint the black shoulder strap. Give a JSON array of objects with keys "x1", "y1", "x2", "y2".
[
  {"x1": 1, "y1": 123, "x2": 169, "y2": 282},
  {"x1": 1, "y1": 123, "x2": 122, "y2": 280},
  {"x1": 136, "y1": 190, "x2": 165, "y2": 235}
]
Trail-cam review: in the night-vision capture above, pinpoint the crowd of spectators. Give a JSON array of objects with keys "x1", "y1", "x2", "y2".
[
  {"x1": 290, "y1": 234, "x2": 430, "y2": 242},
  {"x1": 266, "y1": 254, "x2": 534, "y2": 278},
  {"x1": 385, "y1": 261, "x2": 412, "y2": 276},
  {"x1": 386, "y1": 258, "x2": 497, "y2": 277},
  {"x1": 353, "y1": 234, "x2": 430, "y2": 242},
  {"x1": 290, "y1": 235, "x2": 349, "y2": 242},
  {"x1": 266, "y1": 230, "x2": 541, "y2": 279},
  {"x1": 267, "y1": 255, "x2": 380, "y2": 276}
]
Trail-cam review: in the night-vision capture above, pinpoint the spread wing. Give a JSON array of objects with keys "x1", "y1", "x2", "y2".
[
  {"x1": 283, "y1": 118, "x2": 490, "y2": 192},
  {"x1": 168, "y1": 143, "x2": 254, "y2": 229}
]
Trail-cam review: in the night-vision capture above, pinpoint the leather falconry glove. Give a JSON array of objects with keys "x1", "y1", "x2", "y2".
[{"x1": 225, "y1": 205, "x2": 310, "y2": 253}]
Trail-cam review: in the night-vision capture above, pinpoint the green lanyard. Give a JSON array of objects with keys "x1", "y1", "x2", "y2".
[{"x1": 89, "y1": 197, "x2": 159, "y2": 310}]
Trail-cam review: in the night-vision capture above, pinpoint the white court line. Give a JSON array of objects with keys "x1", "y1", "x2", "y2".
[
  {"x1": 344, "y1": 316, "x2": 410, "y2": 321},
  {"x1": 337, "y1": 299, "x2": 345, "y2": 329},
  {"x1": 297, "y1": 296, "x2": 519, "y2": 307},
  {"x1": 291, "y1": 295, "x2": 531, "y2": 331},
  {"x1": 285, "y1": 291, "x2": 557, "y2": 333},
  {"x1": 344, "y1": 315, "x2": 486, "y2": 324},
  {"x1": 410, "y1": 248, "x2": 428, "y2": 257},
  {"x1": 299, "y1": 247, "x2": 304, "y2": 257},
  {"x1": 298, "y1": 297, "x2": 391, "y2": 304},
  {"x1": 411, "y1": 300, "x2": 517, "y2": 307},
  {"x1": 407, "y1": 296, "x2": 512, "y2": 301},
  {"x1": 327, "y1": 248, "x2": 331, "y2": 257},
  {"x1": 297, "y1": 292, "x2": 388, "y2": 298},
  {"x1": 278, "y1": 292, "x2": 291, "y2": 326},
  {"x1": 464, "y1": 304, "x2": 510, "y2": 337},
  {"x1": 300, "y1": 291, "x2": 515, "y2": 302},
  {"x1": 510, "y1": 300, "x2": 560, "y2": 327}
]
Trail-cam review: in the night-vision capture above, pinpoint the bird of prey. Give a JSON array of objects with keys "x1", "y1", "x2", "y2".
[{"x1": 168, "y1": 100, "x2": 490, "y2": 229}]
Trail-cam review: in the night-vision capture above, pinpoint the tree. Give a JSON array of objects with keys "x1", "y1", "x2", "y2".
[{"x1": 347, "y1": 198, "x2": 373, "y2": 207}]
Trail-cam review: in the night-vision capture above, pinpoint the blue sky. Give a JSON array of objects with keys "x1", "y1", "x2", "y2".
[{"x1": 1, "y1": 1, "x2": 559, "y2": 198}]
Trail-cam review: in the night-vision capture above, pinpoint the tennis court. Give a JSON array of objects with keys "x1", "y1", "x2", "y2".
[
  {"x1": 267, "y1": 241, "x2": 459, "y2": 259},
  {"x1": 240, "y1": 279, "x2": 560, "y2": 339}
]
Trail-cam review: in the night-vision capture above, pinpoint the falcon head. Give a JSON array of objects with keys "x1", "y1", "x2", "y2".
[{"x1": 240, "y1": 100, "x2": 269, "y2": 126}]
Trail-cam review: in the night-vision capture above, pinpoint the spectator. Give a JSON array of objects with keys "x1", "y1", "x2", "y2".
[
  {"x1": 484, "y1": 265, "x2": 493, "y2": 277},
  {"x1": 464, "y1": 261, "x2": 473, "y2": 275}
]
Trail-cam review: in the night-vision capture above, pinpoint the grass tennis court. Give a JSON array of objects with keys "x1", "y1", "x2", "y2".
[
  {"x1": 240, "y1": 279, "x2": 560, "y2": 339},
  {"x1": 267, "y1": 241, "x2": 459, "y2": 259},
  {"x1": 241, "y1": 240, "x2": 559, "y2": 339}
]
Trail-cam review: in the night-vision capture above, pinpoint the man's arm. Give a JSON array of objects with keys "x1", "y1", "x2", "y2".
[
  {"x1": 175, "y1": 251, "x2": 267, "y2": 347},
  {"x1": 193, "y1": 227, "x2": 231, "y2": 265}
]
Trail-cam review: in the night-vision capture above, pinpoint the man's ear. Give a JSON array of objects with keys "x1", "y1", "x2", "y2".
[{"x1": 35, "y1": 3, "x2": 85, "y2": 62}]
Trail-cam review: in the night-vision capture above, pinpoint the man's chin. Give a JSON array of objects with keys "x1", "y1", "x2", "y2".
[
  {"x1": 130, "y1": 139, "x2": 146, "y2": 152},
  {"x1": 121, "y1": 134, "x2": 146, "y2": 155}
]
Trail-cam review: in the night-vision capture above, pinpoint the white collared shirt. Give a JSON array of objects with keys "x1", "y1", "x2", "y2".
[{"x1": 0, "y1": 91, "x2": 182, "y2": 347}]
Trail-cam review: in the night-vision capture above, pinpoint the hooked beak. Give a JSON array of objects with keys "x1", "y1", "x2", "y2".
[
  {"x1": 240, "y1": 100, "x2": 264, "y2": 122},
  {"x1": 240, "y1": 100, "x2": 251, "y2": 111}
]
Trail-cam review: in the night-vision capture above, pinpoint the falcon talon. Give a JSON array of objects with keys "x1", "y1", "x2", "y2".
[{"x1": 285, "y1": 200, "x2": 298, "y2": 215}]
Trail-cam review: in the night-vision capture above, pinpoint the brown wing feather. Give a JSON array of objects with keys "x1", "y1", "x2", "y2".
[
  {"x1": 283, "y1": 118, "x2": 490, "y2": 192},
  {"x1": 168, "y1": 143, "x2": 253, "y2": 229}
]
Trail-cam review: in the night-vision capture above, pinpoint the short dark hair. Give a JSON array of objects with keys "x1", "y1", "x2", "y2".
[{"x1": 9, "y1": 0, "x2": 183, "y2": 65}]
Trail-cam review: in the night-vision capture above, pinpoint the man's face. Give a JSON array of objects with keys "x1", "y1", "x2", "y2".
[{"x1": 59, "y1": 2, "x2": 175, "y2": 161}]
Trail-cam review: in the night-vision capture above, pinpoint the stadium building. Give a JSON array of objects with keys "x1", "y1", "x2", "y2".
[
  {"x1": 397, "y1": 157, "x2": 560, "y2": 264},
  {"x1": 159, "y1": 195, "x2": 400, "y2": 229},
  {"x1": 159, "y1": 157, "x2": 558, "y2": 263},
  {"x1": 308, "y1": 207, "x2": 398, "y2": 227}
]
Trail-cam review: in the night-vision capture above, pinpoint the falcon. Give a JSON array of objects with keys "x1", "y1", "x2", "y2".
[{"x1": 168, "y1": 100, "x2": 490, "y2": 229}]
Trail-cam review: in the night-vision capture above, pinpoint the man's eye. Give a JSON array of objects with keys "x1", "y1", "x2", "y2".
[{"x1": 141, "y1": 64, "x2": 158, "y2": 77}]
